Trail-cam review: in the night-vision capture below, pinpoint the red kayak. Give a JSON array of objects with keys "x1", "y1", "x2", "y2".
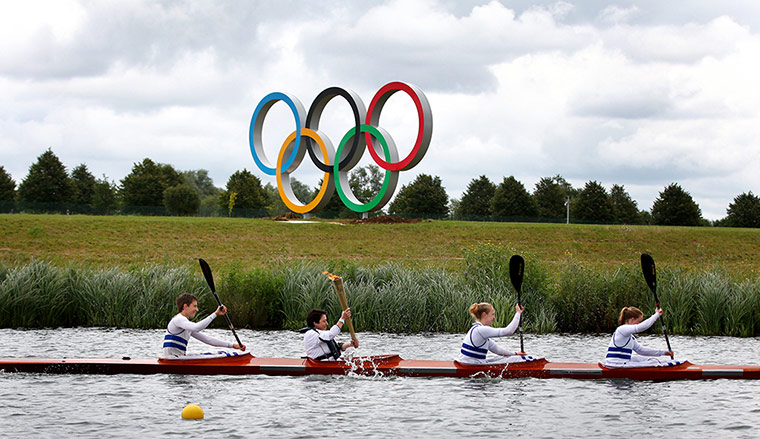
[{"x1": 1, "y1": 353, "x2": 759, "y2": 381}]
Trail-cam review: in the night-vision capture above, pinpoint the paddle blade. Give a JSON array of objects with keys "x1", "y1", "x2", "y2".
[
  {"x1": 199, "y1": 258, "x2": 216, "y2": 293},
  {"x1": 509, "y1": 255, "x2": 525, "y2": 295},
  {"x1": 641, "y1": 253, "x2": 657, "y2": 293}
]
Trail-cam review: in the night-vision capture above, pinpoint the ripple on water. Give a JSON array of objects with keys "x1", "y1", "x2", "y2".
[{"x1": 1, "y1": 329, "x2": 760, "y2": 438}]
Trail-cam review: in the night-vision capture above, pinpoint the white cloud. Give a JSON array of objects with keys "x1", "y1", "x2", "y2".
[
  {"x1": 1, "y1": 0, "x2": 759, "y2": 221},
  {"x1": 598, "y1": 5, "x2": 639, "y2": 25}
]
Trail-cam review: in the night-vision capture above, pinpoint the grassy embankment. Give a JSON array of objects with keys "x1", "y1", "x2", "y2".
[
  {"x1": 2, "y1": 214, "x2": 759, "y2": 273},
  {"x1": 1, "y1": 214, "x2": 759, "y2": 335}
]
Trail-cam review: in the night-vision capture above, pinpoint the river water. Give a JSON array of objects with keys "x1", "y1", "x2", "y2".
[{"x1": 1, "y1": 328, "x2": 759, "y2": 438}]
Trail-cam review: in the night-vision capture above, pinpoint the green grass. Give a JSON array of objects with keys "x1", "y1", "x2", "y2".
[
  {"x1": 2, "y1": 214, "x2": 759, "y2": 277},
  {"x1": 1, "y1": 214, "x2": 759, "y2": 335}
]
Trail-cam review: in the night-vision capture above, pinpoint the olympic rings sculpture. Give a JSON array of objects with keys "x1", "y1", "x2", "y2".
[{"x1": 248, "y1": 81, "x2": 432, "y2": 214}]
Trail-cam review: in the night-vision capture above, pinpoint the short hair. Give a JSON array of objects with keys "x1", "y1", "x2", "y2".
[
  {"x1": 618, "y1": 306, "x2": 644, "y2": 326},
  {"x1": 177, "y1": 293, "x2": 197, "y2": 313},
  {"x1": 469, "y1": 302, "x2": 494, "y2": 320},
  {"x1": 306, "y1": 309, "x2": 327, "y2": 328}
]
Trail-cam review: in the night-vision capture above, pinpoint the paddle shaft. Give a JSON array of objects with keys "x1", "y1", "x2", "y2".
[
  {"x1": 516, "y1": 290, "x2": 524, "y2": 353},
  {"x1": 332, "y1": 277, "x2": 358, "y2": 342},
  {"x1": 641, "y1": 254, "x2": 674, "y2": 360},
  {"x1": 199, "y1": 259, "x2": 242, "y2": 347},
  {"x1": 210, "y1": 290, "x2": 243, "y2": 347},
  {"x1": 509, "y1": 255, "x2": 525, "y2": 353},
  {"x1": 651, "y1": 291, "x2": 674, "y2": 360}
]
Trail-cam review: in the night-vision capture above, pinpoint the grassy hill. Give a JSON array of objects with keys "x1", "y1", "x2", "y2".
[{"x1": 1, "y1": 213, "x2": 758, "y2": 276}]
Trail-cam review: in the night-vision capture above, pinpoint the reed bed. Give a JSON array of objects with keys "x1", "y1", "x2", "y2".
[{"x1": 1, "y1": 247, "x2": 759, "y2": 336}]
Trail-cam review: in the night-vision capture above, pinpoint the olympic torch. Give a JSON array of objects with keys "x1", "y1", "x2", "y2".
[{"x1": 322, "y1": 271, "x2": 358, "y2": 343}]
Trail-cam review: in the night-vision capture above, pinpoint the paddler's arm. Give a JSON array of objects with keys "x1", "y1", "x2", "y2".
[
  {"x1": 630, "y1": 337, "x2": 670, "y2": 357},
  {"x1": 485, "y1": 340, "x2": 520, "y2": 357},
  {"x1": 336, "y1": 308, "x2": 351, "y2": 330},
  {"x1": 192, "y1": 331, "x2": 234, "y2": 349},
  {"x1": 173, "y1": 313, "x2": 217, "y2": 333},
  {"x1": 341, "y1": 339, "x2": 359, "y2": 350}
]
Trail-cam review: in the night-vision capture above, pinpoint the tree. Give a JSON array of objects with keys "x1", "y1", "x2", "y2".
[
  {"x1": 533, "y1": 176, "x2": 566, "y2": 219},
  {"x1": 651, "y1": 183, "x2": 702, "y2": 226},
  {"x1": 218, "y1": 169, "x2": 267, "y2": 213},
  {"x1": 164, "y1": 184, "x2": 201, "y2": 216},
  {"x1": 725, "y1": 192, "x2": 760, "y2": 228},
  {"x1": 120, "y1": 158, "x2": 182, "y2": 208},
  {"x1": 17, "y1": 148, "x2": 72, "y2": 203},
  {"x1": 349, "y1": 164, "x2": 384, "y2": 203},
  {"x1": 458, "y1": 175, "x2": 496, "y2": 219},
  {"x1": 449, "y1": 198, "x2": 461, "y2": 219},
  {"x1": 0, "y1": 166, "x2": 15, "y2": 201},
  {"x1": 572, "y1": 181, "x2": 614, "y2": 223},
  {"x1": 554, "y1": 174, "x2": 579, "y2": 198},
  {"x1": 70, "y1": 164, "x2": 96, "y2": 205},
  {"x1": 262, "y1": 178, "x2": 315, "y2": 216},
  {"x1": 610, "y1": 184, "x2": 641, "y2": 224},
  {"x1": 318, "y1": 165, "x2": 386, "y2": 218},
  {"x1": 639, "y1": 210, "x2": 652, "y2": 225},
  {"x1": 491, "y1": 176, "x2": 537, "y2": 220},
  {"x1": 181, "y1": 169, "x2": 220, "y2": 198},
  {"x1": 92, "y1": 175, "x2": 118, "y2": 214},
  {"x1": 388, "y1": 174, "x2": 448, "y2": 218}
]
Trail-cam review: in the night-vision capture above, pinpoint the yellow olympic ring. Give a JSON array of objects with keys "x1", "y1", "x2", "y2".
[{"x1": 276, "y1": 128, "x2": 335, "y2": 214}]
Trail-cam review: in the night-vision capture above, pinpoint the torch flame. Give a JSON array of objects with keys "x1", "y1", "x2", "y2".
[{"x1": 321, "y1": 270, "x2": 342, "y2": 280}]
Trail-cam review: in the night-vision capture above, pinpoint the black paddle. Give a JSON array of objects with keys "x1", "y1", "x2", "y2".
[
  {"x1": 198, "y1": 258, "x2": 243, "y2": 348},
  {"x1": 508, "y1": 254, "x2": 525, "y2": 353},
  {"x1": 640, "y1": 253, "x2": 674, "y2": 359}
]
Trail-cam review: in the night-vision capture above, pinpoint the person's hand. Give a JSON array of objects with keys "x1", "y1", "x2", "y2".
[
  {"x1": 656, "y1": 307, "x2": 664, "y2": 316},
  {"x1": 215, "y1": 305, "x2": 228, "y2": 316},
  {"x1": 515, "y1": 304, "x2": 525, "y2": 314},
  {"x1": 351, "y1": 338, "x2": 359, "y2": 348},
  {"x1": 664, "y1": 350, "x2": 673, "y2": 357},
  {"x1": 233, "y1": 343, "x2": 246, "y2": 351},
  {"x1": 341, "y1": 308, "x2": 351, "y2": 321},
  {"x1": 515, "y1": 351, "x2": 526, "y2": 356}
]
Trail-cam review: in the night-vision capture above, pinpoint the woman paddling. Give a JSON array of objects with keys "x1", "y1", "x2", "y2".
[
  {"x1": 456, "y1": 302, "x2": 537, "y2": 364},
  {"x1": 600, "y1": 306, "x2": 675, "y2": 368},
  {"x1": 303, "y1": 308, "x2": 359, "y2": 361}
]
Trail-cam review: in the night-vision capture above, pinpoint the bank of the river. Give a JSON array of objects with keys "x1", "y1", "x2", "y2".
[
  {"x1": 1, "y1": 328, "x2": 758, "y2": 438},
  {"x1": 2, "y1": 213, "x2": 759, "y2": 275},
  {"x1": 2, "y1": 258, "x2": 759, "y2": 335}
]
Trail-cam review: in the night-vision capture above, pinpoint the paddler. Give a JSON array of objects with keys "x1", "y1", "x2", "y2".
[
  {"x1": 600, "y1": 306, "x2": 674, "y2": 368},
  {"x1": 162, "y1": 293, "x2": 246, "y2": 357},
  {"x1": 303, "y1": 308, "x2": 359, "y2": 361},
  {"x1": 457, "y1": 302, "x2": 536, "y2": 364}
]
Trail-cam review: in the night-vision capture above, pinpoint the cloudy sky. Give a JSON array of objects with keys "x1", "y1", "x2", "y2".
[{"x1": 2, "y1": 0, "x2": 759, "y2": 220}]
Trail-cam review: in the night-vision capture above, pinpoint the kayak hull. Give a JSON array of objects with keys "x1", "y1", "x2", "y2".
[{"x1": 1, "y1": 354, "x2": 758, "y2": 381}]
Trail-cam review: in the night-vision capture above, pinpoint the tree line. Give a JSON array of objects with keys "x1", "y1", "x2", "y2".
[{"x1": 1, "y1": 148, "x2": 759, "y2": 227}]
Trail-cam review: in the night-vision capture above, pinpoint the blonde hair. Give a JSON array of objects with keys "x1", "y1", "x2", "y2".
[
  {"x1": 469, "y1": 302, "x2": 494, "y2": 320},
  {"x1": 618, "y1": 306, "x2": 644, "y2": 325}
]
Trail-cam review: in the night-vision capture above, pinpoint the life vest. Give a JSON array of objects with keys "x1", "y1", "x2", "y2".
[
  {"x1": 300, "y1": 327, "x2": 343, "y2": 361},
  {"x1": 606, "y1": 333, "x2": 634, "y2": 360},
  {"x1": 460, "y1": 322, "x2": 488, "y2": 360},
  {"x1": 163, "y1": 319, "x2": 190, "y2": 356}
]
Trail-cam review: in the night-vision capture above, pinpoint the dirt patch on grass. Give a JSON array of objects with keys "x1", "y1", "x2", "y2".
[
  {"x1": 273, "y1": 212, "x2": 303, "y2": 221},
  {"x1": 348, "y1": 215, "x2": 423, "y2": 224}
]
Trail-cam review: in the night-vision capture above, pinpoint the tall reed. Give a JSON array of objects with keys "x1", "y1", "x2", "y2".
[{"x1": 1, "y1": 251, "x2": 758, "y2": 337}]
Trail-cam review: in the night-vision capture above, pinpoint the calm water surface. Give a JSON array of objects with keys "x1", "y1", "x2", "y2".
[{"x1": 1, "y1": 328, "x2": 759, "y2": 438}]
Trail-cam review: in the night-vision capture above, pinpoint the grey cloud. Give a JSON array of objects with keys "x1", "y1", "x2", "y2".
[
  {"x1": 1, "y1": 1, "x2": 325, "y2": 80},
  {"x1": 570, "y1": 94, "x2": 672, "y2": 119},
  {"x1": 297, "y1": 2, "x2": 592, "y2": 94}
]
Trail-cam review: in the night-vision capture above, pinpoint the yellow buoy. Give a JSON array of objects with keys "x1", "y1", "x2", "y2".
[{"x1": 181, "y1": 404, "x2": 204, "y2": 420}]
